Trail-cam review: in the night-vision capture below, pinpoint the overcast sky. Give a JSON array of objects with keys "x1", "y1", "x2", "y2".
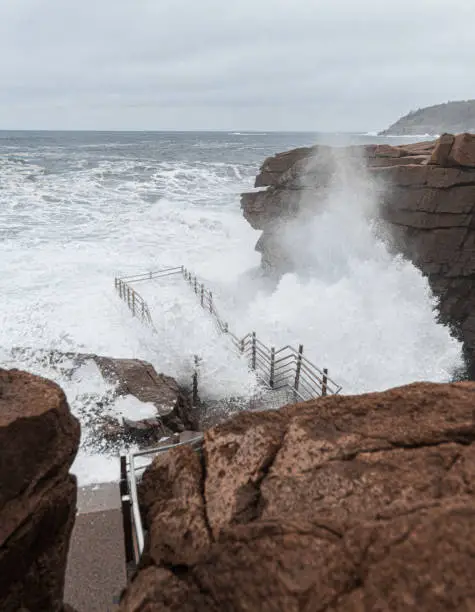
[{"x1": 1, "y1": 0, "x2": 474, "y2": 132}]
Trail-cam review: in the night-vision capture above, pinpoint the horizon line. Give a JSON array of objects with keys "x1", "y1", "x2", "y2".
[{"x1": 0, "y1": 128, "x2": 376, "y2": 135}]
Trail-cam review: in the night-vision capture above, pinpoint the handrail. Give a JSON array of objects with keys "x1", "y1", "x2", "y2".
[
  {"x1": 114, "y1": 265, "x2": 342, "y2": 399},
  {"x1": 119, "y1": 267, "x2": 184, "y2": 284},
  {"x1": 114, "y1": 278, "x2": 155, "y2": 329},
  {"x1": 128, "y1": 452, "x2": 144, "y2": 554},
  {"x1": 120, "y1": 434, "x2": 204, "y2": 568}
]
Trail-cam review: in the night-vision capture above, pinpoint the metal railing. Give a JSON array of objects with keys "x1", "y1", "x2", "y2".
[
  {"x1": 114, "y1": 277, "x2": 155, "y2": 328},
  {"x1": 114, "y1": 265, "x2": 342, "y2": 399},
  {"x1": 116, "y1": 266, "x2": 343, "y2": 573},
  {"x1": 235, "y1": 335, "x2": 337, "y2": 400},
  {"x1": 120, "y1": 435, "x2": 204, "y2": 571},
  {"x1": 117, "y1": 267, "x2": 184, "y2": 285},
  {"x1": 182, "y1": 267, "x2": 341, "y2": 398}
]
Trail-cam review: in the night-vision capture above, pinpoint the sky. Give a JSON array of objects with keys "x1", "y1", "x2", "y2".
[{"x1": 1, "y1": 0, "x2": 475, "y2": 132}]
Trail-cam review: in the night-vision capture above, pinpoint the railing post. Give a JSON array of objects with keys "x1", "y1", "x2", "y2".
[
  {"x1": 132, "y1": 290, "x2": 136, "y2": 316},
  {"x1": 209, "y1": 291, "x2": 213, "y2": 313},
  {"x1": 192, "y1": 355, "x2": 199, "y2": 406},
  {"x1": 200, "y1": 284, "x2": 204, "y2": 307},
  {"x1": 240, "y1": 338, "x2": 244, "y2": 354},
  {"x1": 269, "y1": 347, "x2": 275, "y2": 388},
  {"x1": 119, "y1": 455, "x2": 135, "y2": 570},
  {"x1": 127, "y1": 286, "x2": 131, "y2": 309},
  {"x1": 251, "y1": 332, "x2": 256, "y2": 370},
  {"x1": 141, "y1": 302, "x2": 145, "y2": 319},
  {"x1": 149, "y1": 271, "x2": 152, "y2": 280},
  {"x1": 223, "y1": 322, "x2": 229, "y2": 333},
  {"x1": 322, "y1": 368, "x2": 328, "y2": 397},
  {"x1": 194, "y1": 276, "x2": 198, "y2": 294},
  {"x1": 294, "y1": 344, "x2": 303, "y2": 391}
]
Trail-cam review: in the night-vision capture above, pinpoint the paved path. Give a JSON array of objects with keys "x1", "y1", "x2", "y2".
[{"x1": 65, "y1": 483, "x2": 126, "y2": 612}]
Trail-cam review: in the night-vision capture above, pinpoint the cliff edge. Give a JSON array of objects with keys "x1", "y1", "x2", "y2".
[{"x1": 241, "y1": 133, "x2": 475, "y2": 377}]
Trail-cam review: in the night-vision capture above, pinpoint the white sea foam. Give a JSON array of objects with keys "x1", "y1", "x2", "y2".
[
  {"x1": 384, "y1": 133, "x2": 439, "y2": 139},
  {"x1": 113, "y1": 396, "x2": 158, "y2": 421},
  {"x1": 0, "y1": 135, "x2": 464, "y2": 484},
  {"x1": 201, "y1": 150, "x2": 463, "y2": 393},
  {"x1": 1, "y1": 149, "x2": 260, "y2": 483},
  {"x1": 72, "y1": 453, "x2": 120, "y2": 486}
]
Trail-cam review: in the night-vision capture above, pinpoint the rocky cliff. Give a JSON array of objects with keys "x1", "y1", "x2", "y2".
[
  {"x1": 0, "y1": 368, "x2": 80, "y2": 612},
  {"x1": 380, "y1": 100, "x2": 475, "y2": 135},
  {"x1": 241, "y1": 133, "x2": 475, "y2": 377},
  {"x1": 119, "y1": 380, "x2": 475, "y2": 611}
]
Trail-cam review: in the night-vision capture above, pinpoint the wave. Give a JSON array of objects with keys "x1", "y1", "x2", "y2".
[
  {"x1": 383, "y1": 133, "x2": 440, "y2": 139},
  {"x1": 0, "y1": 134, "x2": 463, "y2": 484},
  {"x1": 200, "y1": 152, "x2": 463, "y2": 394},
  {"x1": 230, "y1": 132, "x2": 268, "y2": 136}
]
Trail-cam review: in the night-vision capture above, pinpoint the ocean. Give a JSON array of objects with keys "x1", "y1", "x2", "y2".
[{"x1": 0, "y1": 130, "x2": 463, "y2": 483}]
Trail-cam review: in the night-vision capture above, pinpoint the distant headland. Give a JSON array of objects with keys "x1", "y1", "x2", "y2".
[{"x1": 379, "y1": 99, "x2": 475, "y2": 136}]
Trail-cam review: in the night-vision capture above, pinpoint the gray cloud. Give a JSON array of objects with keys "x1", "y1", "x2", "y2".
[{"x1": 1, "y1": 0, "x2": 474, "y2": 130}]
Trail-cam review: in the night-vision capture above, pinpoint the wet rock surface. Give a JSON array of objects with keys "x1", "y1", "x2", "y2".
[
  {"x1": 0, "y1": 368, "x2": 80, "y2": 612},
  {"x1": 119, "y1": 381, "x2": 475, "y2": 611},
  {"x1": 10, "y1": 348, "x2": 197, "y2": 447},
  {"x1": 241, "y1": 134, "x2": 475, "y2": 375},
  {"x1": 94, "y1": 356, "x2": 191, "y2": 427}
]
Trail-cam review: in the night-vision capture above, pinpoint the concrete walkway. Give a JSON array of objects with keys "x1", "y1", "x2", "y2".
[{"x1": 65, "y1": 483, "x2": 126, "y2": 612}]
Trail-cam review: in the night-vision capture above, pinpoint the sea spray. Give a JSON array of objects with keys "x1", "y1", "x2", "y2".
[
  {"x1": 205, "y1": 147, "x2": 464, "y2": 392},
  {"x1": 0, "y1": 131, "x2": 464, "y2": 483}
]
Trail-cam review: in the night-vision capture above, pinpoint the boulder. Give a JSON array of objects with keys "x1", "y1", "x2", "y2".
[
  {"x1": 122, "y1": 416, "x2": 168, "y2": 444},
  {"x1": 448, "y1": 132, "x2": 475, "y2": 168},
  {"x1": 10, "y1": 349, "x2": 199, "y2": 445},
  {"x1": 0, "y1": 368, "x2": 80, "y2": 612},
  {"x1": 119, "y1": 381, "x2": 475, "y2": 611},
  {"x1": 430, "y1": 133, "x2": 455, "y2": 165},
  {"x1": 93, "y1": 356, "x2": 191, "y2": 429},
  {"x1": 138, "y1": 445, "x2": 211, "y2": 568}
]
